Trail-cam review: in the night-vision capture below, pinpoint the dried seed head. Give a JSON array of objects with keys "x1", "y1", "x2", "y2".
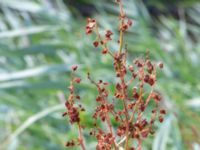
[
  {"x1": 132, "y1": 87, "x2": 139, "y2": 99},
  {"x1": 86, "y1": 26, "x2": 92, "y2": 34},
  {"x1": 160, "y1": 109, "x2": 166, "y2": 114},
  {"x1": 101, "y1": 48, "x2": 108, "y2": 54},
  {"x1": 93, "y1": 41, "x2": 99, "y2": 47},
  {"x1": 76, "y1": 95, "x2": 80, "y2": 100},
  {"x1": 151, "y1": 92, "x2": 161, "y2": 101},
  {"x1": 148, "y1": 76, "x2": 155, "y2": 86},
  {"x1": 158, "y1": 62, "x2": 164, "y2": 69},
  {"x1": 68, "y1": 85, "x2": 74, "y2": 93},
  {"x1": 141, "y1": 128, "x2": 149, "y2": 138},
  {"x1": 64, "y1": 1, "x2": 166, "y2": 148},
  {"x1": 74, "y1": 77, "x2": 81, "y2": 84},
  {"x1": 159, "y1": 116, "x2": 164, "y2": 123},
  {"x1": 62, "y1": 112, "x2": 68, "y2": 117},
  {"x1": 144, "y1": 74, "x2": 150, "y2": 83},
  {"x1": 86, "y1": 18, "x2": 96, "y2": 34},
  {"x1": 98, "y1": 80, "x2": 103, "y2": 84},
  {"x1": 71, "y1": 65, "x2": 78, "y2": 71},
  {"x1": 151, "y1": 109, "x2": 156, "y2": 113},
  {"x1": 105, "y1": 30, "x2": 113, "y2": 40},
  {"x1": 127, "y1": 19, "x2": 133, "y2": 26},
  {"x1": 122, "y1": 24, "x2": 128, "y2": 31},
  {"x1": 128, "y1": 65, "x2": 134, "y2": 72}
]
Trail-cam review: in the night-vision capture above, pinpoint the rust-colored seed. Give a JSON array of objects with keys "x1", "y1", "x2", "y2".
[
  {"x1": 160, "y1": 109, "x2": 166, "y2": 114},
  {"x1": 159, "y1": 116, "x2": 164, "y2": 123},
  {"x1": 148, "y1": 77, "x2": 155, "y2": 86},
  {"x1": 74, "y1": 77, "x2": 81, "y2": 83},
  {"x1": 141, "y1": 129, "x2": 149, "y2": 138},
  {"x1": 127, "y1": 19, "x2": 133, "y2": 26},
  {"x1": 144, "y1": 74, "x2": 150, "y2": 82},
  {"x1": 128, "y1": 65, "x2": 134, "y2": 72},
  {"x1": 152, "y1": 109, "x2": 156, "y2": 113},
  {"x1": 62, "y1": 112, "x2": 67, "y2": 117},
  {"x1": 76, "y1": 95, "x2": 80, "y2": 100},
  {"x1": 71, "y1": 65, "x2": 78, "y2": 71},
  {"x1": 93, "y1": 41, "x2": 99, "y2": 47},
  {"x1": 96, "y1": 96, "x2": 101, "y2": 102},
  {"x1": 101, "y1": 48, "x2": 108, "y2": 54},
  {"x1": 158, "y1": 62, "x2": 164, "y2": 69}
]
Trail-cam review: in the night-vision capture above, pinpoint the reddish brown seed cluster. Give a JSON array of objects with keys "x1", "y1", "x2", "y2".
[
  {"x1": 86, "y1": 14, "x2": 114, "y2": 56},
  {"x1": 63, "y1": 65, "x2": 86, "y2": 148},
  {"x1": 93, "y1": 41, "x2": 99, "y2": 47},
  {"x1": 105, "y1": 30, "x2": 113, "y2": 40},
  {"x1": 65, "y1": 140, "x2": 75, "y2": 147},
  {"x1": 102, "y1": 48, "x2": 108, "y2": 54},
  {"x1": 121, "y1": 19, "x2": 133, "y2": 31},
  {"x1": 71, "y1": 64, "x2": 78, "y2": 71},
  {"x1": 63, "y1": 0, "x2": 166, "y2": 150},
  {"x1": 92, "y1": 28, "x2": 113, "y2": 54},
  {"x1": 65, "y1": 101, "x2": 80, "y2": 123},
  {"x1": 96, "y1": 130, "x2": 114, "y2": 150},
  {"x1": 86, "y1": 18, "x2": 96, "y2": 34}
]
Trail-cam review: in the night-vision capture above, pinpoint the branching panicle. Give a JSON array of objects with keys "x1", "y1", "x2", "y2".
[{"x1": 63, "y1": 1, "x2": 165, "y2": 150}]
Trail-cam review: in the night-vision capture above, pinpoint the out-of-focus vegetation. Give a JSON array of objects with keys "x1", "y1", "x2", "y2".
[{"x1": 0, "y1": 0, "x2": 199, "y2": 150}]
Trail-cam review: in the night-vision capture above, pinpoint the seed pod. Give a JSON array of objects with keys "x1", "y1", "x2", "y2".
[
  {"x1": 127, "y1": 19, "x2": 133, "y2": 26},
  {"x1": 102, "y1": 48, "x2": 108, "y2": 54},
  {"x1": 158, "y1": 62, "x2": 164, "y2": 69},
  {"x1": 71, "y1": 65, "x2": 78, "y2": 71},
  {"x1": 160, "y1": 109, "x2": 166, "y2": 114},
  {"x1": 74, "y1": 77, "x2": 81, "y2": 83},
  {"x1": 93, "y1": 41, "x2": 99, "y2": 47},
  {"x1": 159, "y1": 116, "x2": 164, "y2": 123}
]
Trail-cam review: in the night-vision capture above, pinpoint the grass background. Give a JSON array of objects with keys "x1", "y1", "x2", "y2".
[{"x1": 0, "y1": 0, "x2": 200, "y2": 149}]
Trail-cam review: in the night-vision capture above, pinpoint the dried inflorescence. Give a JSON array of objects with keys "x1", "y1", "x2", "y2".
[
  {"x1": 63, "y1": 0, "x2": 166, "y2": 150},
  {"x1": 63, "y1": 65, "x2": 86, "y2": 150}
]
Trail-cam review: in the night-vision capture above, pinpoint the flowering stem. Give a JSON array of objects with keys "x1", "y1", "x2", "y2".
[
  {"x1": 117, "y1": 6, "x2": 130, "y2": 148},
  {"x1": 118, "y1": 0, "x2": 125, "y2": 54},
  {"x1": 105, "y1": 113, "x2": 118, "y2": 150},
  {"x1": 119, "y1": 30, "x2": 124, "y2": 54},
  {"x1": 94, "y1": 24, "x2": 114, "y2": 58},
  {"x1": 120, "y1": 78, "x2": 130, "y2": 150},
  {"x1": 118, "y1": 19, "x2": 130, "y2": 150},
  {"x1": 136, "y1": 139, "x2": 142, "y2": 150},
  {"x1": 78, "y1": 123, "x2": 86, "y2": 150},
  {"x1": 145, "y1": 66, "x2": 156, "y2": 106}
]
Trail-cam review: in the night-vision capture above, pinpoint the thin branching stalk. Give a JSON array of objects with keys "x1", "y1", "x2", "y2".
[{"x1": 63, "y1": 1, "x2": 165, "y2": 149}]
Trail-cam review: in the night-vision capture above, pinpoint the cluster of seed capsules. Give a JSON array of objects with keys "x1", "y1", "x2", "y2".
[{"x1": 63, "y1": 0, "x2": 166, "y2": 149}]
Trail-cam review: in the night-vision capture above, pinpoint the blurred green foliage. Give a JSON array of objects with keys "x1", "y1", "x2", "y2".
[{"x1": 0, "y1": 0, "x2": 200, "y2": 150}]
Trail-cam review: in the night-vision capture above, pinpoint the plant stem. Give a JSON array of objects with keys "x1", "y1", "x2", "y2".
[
  {"x1": 136, "y1": 139, "x2": 141, "y2": 150},
  {"x1": 106, "y1": 113, "x2": 118, "y2": 150},
  {"x1": 118, "y1": 0, "x2": 125, "y2": 54},
  {"x1": 117, "y1": 12, "x2": 129, "y2": 149},
  {"x1": 95, "y1": 24, "x2": 114, "y2": 58},
  {"x1": 119, "y1": 30, "x2": 124, "y2": 54},
  {"x1": 120, "y1": 77, "x2": 130, "y2": 150},
  {"x1": 78, "y1": 123, "x2": 86, "y2": 150},
  {"x1": 117, "y1": 9, "x2": 129, "y2": 149}
]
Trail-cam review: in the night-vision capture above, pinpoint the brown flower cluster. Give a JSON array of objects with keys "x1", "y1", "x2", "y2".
[
  {"x1": 63, "y1": 0, "x2": 166, "y2": 150},
  {"x1": 63, "y1": 65, "x2": 86, "y2": 150}
]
